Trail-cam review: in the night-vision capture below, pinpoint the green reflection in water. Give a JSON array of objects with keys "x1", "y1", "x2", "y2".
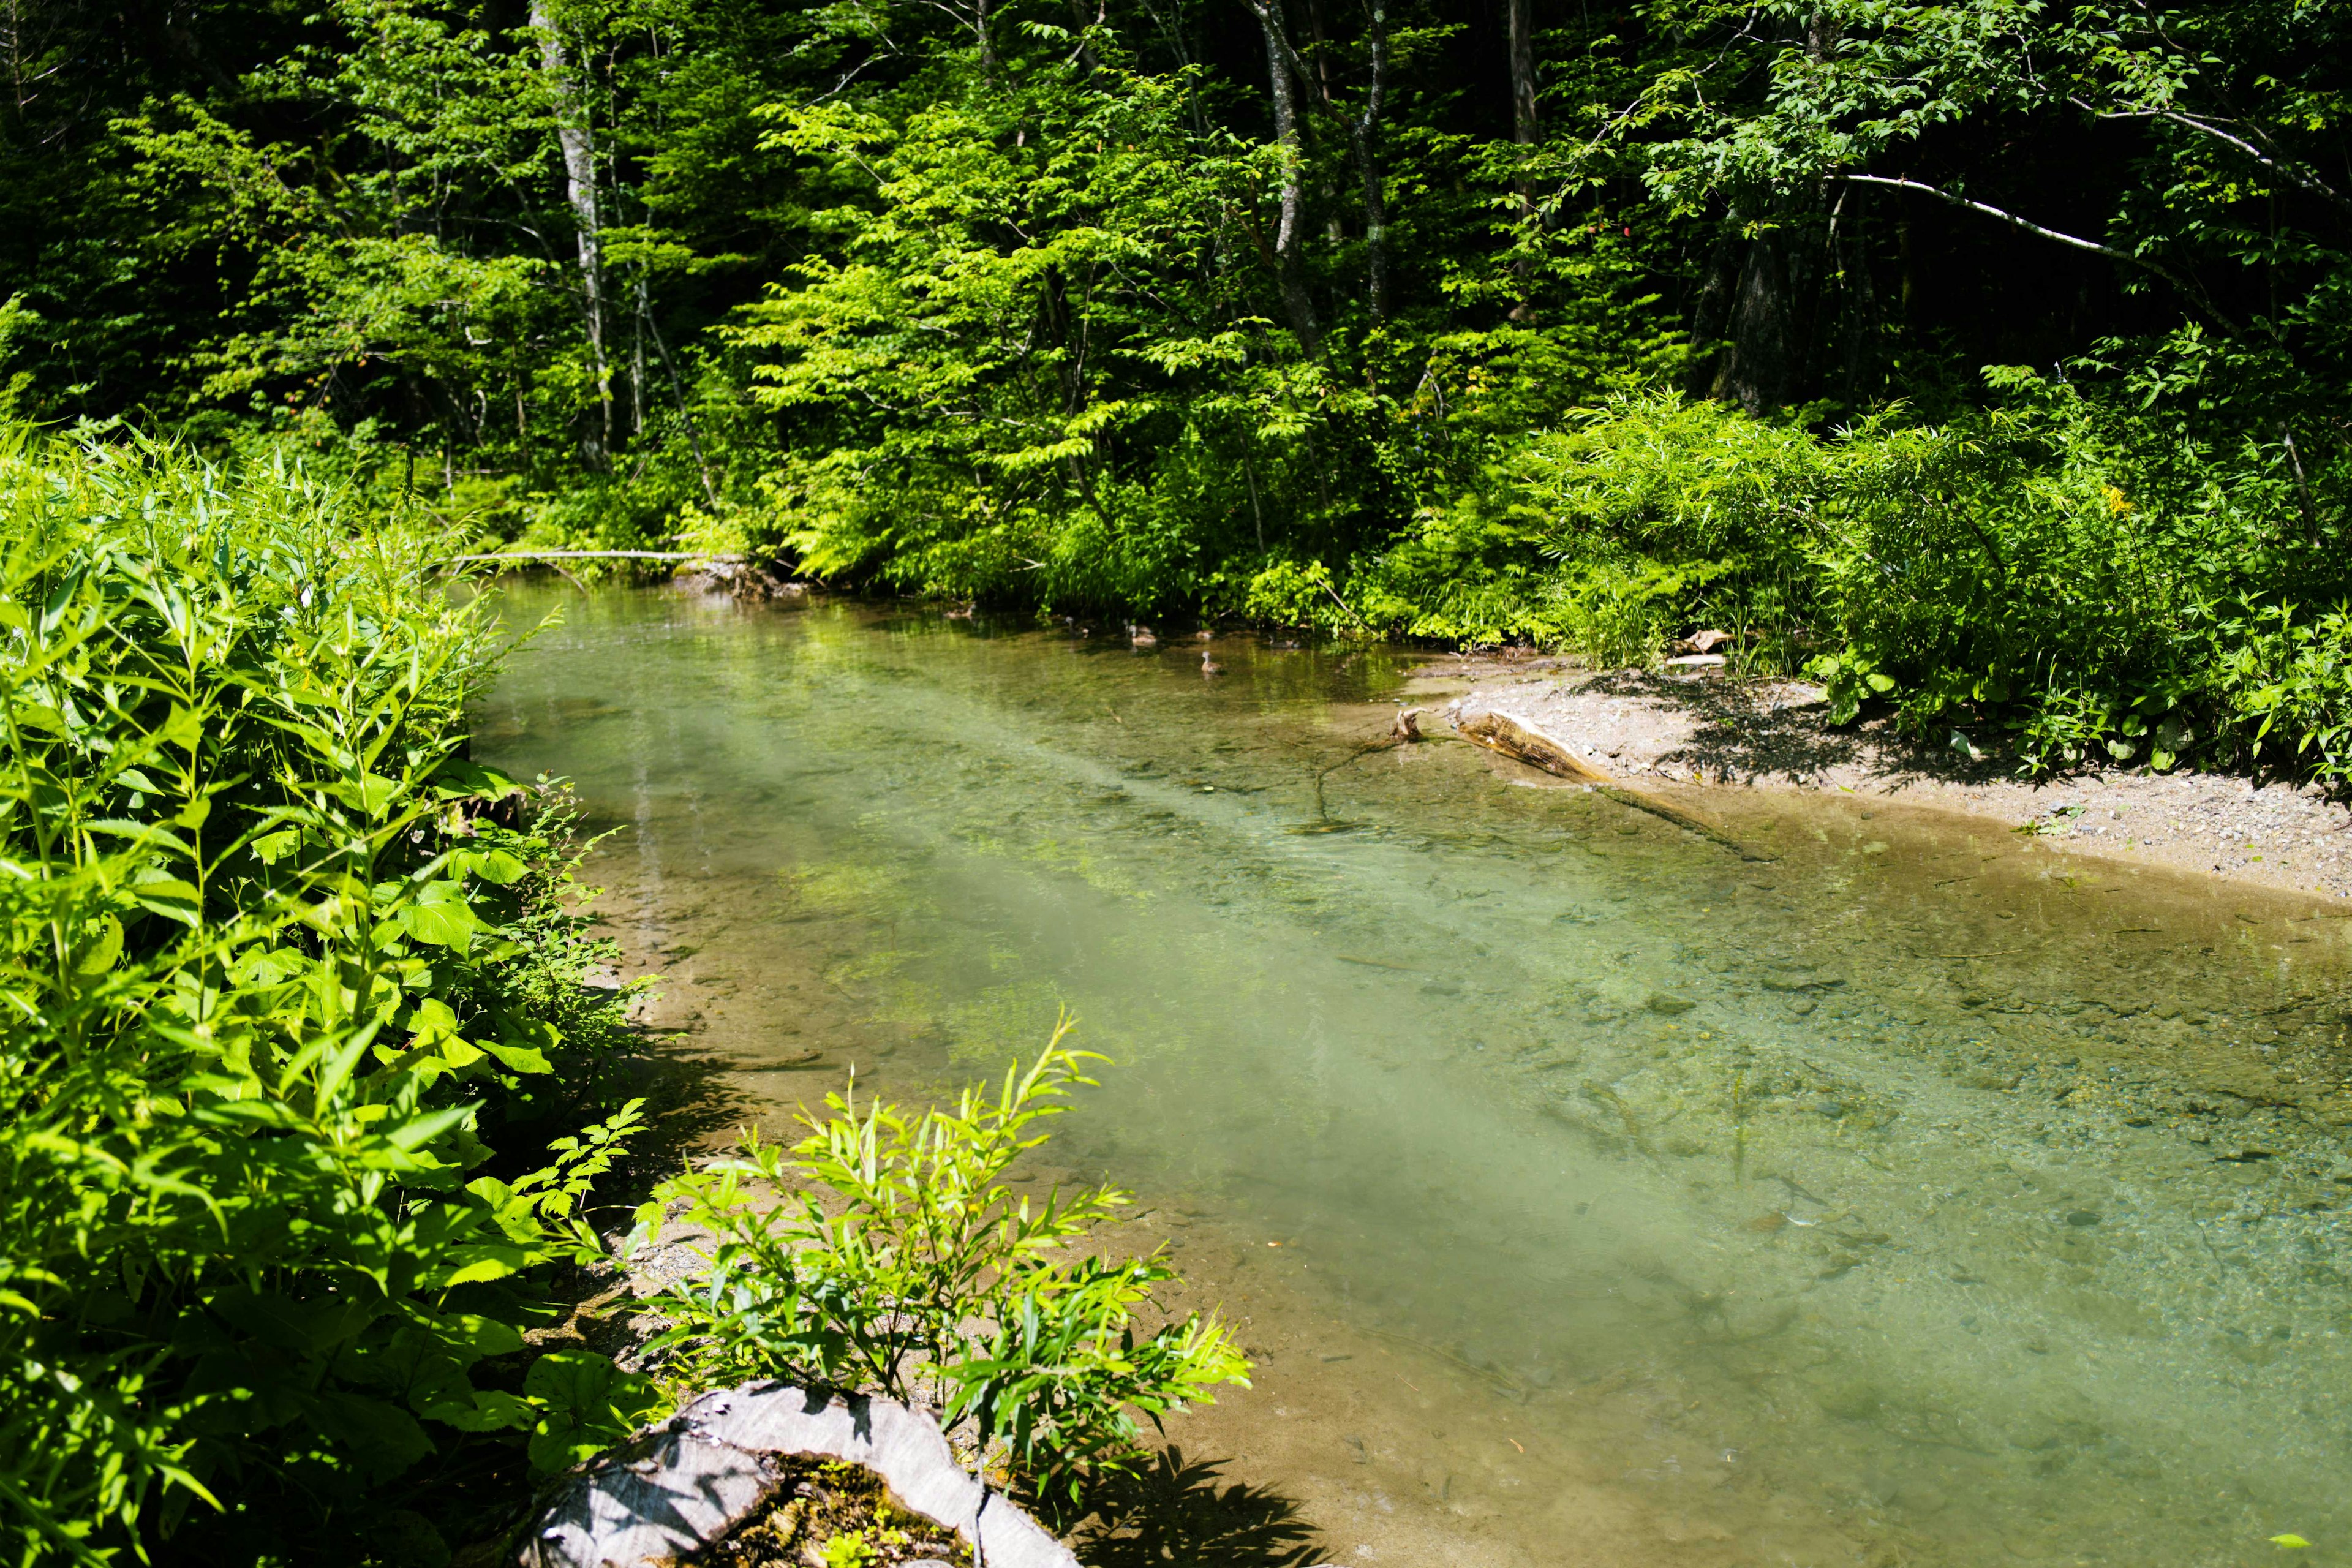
[{"x1": 477, "y1": 587, "x2": 2352, "y2": 1567}]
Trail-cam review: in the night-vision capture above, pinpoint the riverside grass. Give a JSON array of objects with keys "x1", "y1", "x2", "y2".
[{"x1": 0, "y1": 428, "x2": 659, "y2": 1565}]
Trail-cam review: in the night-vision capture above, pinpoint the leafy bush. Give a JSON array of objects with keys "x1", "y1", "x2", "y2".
[
  {"x1": 1502, "y1": 379, "x2": 2352, "y2": 778},
  {"x1": 634, "y1": 1025, "x2": 1250, "y2": 1507},
  {"x1": 0, "y1": 428, "x2": 655, "y2": 1564}
]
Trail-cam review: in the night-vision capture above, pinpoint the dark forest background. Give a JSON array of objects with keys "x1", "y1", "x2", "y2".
[{"x1": 4, "y1": 0, "x2": 2350, "y2": 767}]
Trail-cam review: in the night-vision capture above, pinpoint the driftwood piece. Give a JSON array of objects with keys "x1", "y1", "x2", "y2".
[
  {"x1": 1450, "y1": 704, "x2": 1611, "y2": 783},
  {"x1": 521, "y1": 1383, "x2": 1079, "y2": 1568},
  {"x1": 1450, "y1": 701, "x2": 1776, "y2": 862},
  {"x1": 1390, "y1": 707, "x2": 1422, "y2": 742}
]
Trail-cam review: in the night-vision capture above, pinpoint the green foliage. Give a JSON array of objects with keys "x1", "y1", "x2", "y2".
[
  {"x1": 0, "y1": 428, "x2": 654, "y2": 1562},
  {"x1": 1498, "y1": 371, "x2": 2352, "y2": 777},
  {"x1": 634, "y1": 1022, "x2": 1249, "y2": 1505},
  {"x1": 1, "y1": 0, "x2": 2348, "y2": 782}
]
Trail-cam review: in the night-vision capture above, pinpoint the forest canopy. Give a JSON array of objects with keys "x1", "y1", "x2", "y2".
[{"x1": 3, "y1": 0, "x2": 2350, "y2": 766}]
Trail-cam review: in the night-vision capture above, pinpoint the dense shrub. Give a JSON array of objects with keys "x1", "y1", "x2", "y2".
[
  {"x1": 1483, "y1": 379, "x2": 2352, "y2": 778},
  {"x1": 0, "y1": 430, "x2": 655, "y2": 1564}
]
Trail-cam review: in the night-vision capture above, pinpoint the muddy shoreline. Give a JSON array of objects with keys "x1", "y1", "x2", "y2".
[{"x1": 1410, "y1": 655, "x2": 2352, "y2": 902}]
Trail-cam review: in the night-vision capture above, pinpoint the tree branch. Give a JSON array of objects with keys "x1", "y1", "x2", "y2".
[
  {"x1": 2068, "y1": 98, "x2": 2352, "y2": 216},
  {"x1": 1842, "y1": 173, "x2": 2240, "y2": 334}
]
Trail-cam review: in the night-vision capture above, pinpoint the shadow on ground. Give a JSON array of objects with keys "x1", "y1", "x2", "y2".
[
  {"x1": 1067, "y1": 1447, "x2": 1330, "y2": 1567},
  {"x1": 1577, "y1": 668, "x2": 2024, "y2": 788}
]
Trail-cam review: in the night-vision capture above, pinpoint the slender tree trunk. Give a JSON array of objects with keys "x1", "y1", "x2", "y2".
[
  {"x1": 1256, "y1": 0, "x2": 1322, "y2": 355},
  {"x1": 1508, "y1": 0, "x2": 1537, "y2": 172},
  {"x1": 531, "y1": 0, "x2": 611, "y2": 465},
  {"x1": 1710, "y1": 210, "x2": 1792, "y2": 412},
  {"x1": 1302, "y1": 0, "x2": 1343, "y2": 243},
  {"x1": 974, "y1": 0, "x2": 997, "y2": 77},
  {"x1": 631, "y1": 273, "x2": 649, "y2": 439},
  {"x1": 1350, "y1": 0, "x2": 1390, "y2": 322},
  {"x1": 1506, "y1": 0, "x2": 1539, "y2": 309}
]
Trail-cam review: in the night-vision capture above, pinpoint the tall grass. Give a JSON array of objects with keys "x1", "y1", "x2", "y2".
[{"x1": 0, "y1": 429, "x2": 652, "y2": 1564}]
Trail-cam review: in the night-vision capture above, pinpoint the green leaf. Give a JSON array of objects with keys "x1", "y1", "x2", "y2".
[
  {"x1": 130, "y1": 878, "x2": 202, "y2": 925},
  {"x1": 473, "y1": 848, "x2": 528, "y2": 884},
  {"x1": 431, "y1": 756, "x2": 524, "y2": 801},
  {"x1": 431, "y1": 1388, "x2": 535, "y2": 1433},
  {"x1": 430, "y1": 1245, "x2": 535, "y2": 1288},
  {"x1": 71, "y1": 915, "x2": 124, "y2": 978},
  {"x1": 442, "y1": 1313, "x2": 527, "y2": 1362},
  {"x1": 524, "y1": 1351, "x2": 667, "y2": 1476},
  {"x1": 251, "y1": 828, "x2": 303, "y2": 864},
  {"x1": 408, "y1": 997, "x2": 460, "y2": 1040},
  {"x1": 315, "y1": 1392, "x2": 435, "y2": 1479},
  {"x1": 329, "y1": 773, "x2": 405, "y2": 815},
  {"x1": 397, "y1": 899, "x2": 480, "y2": 949},
  {"x1": 481, "y1": 1039, "x2": 552, "y2": 1074}
]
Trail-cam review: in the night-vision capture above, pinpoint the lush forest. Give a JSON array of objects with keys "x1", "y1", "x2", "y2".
[
  {"x1": 2, "y1": 2, "x2": 2350, "y2": 1561},
  {"x1": 3, "y1": 0, "x2": 2350, "y2": 763}
]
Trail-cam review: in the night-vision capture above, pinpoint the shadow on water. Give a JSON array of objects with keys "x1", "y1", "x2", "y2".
[{"x1": 1066, "y1": 1447, "x2": 1330, "y2": 1568}]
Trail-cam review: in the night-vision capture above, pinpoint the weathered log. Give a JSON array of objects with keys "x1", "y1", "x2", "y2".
[
  {"x1": 520, "y1": 1382, "x2": 1079, "y2": 1568},
  {"x1": 1450, "y1": 703, "x2": 1609, "y2": 782},
  {"x1": 1450, "y1": 701, "x2": 1776, "y2": 862}
]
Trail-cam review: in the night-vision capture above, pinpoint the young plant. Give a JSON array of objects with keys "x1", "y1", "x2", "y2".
[{"x1": 633, "y1": 1021, "x2": 1250, "y2": 1503}]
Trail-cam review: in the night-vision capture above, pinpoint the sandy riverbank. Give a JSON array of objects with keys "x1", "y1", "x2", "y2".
[{"x1": 1402, "y1": 654, "x2": 2352, "y2": 902}]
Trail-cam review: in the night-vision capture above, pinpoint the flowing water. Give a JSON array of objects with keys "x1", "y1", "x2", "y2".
[{"x1": 473, "y1": 586, "x2": 2352, "y2": 1568}]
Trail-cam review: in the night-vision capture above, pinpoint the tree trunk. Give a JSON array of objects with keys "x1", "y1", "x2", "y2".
[
  {"x1": 1508, "y1": 0, "x2": 1537, "y2": 162},
  {"x1": 1350, "y1": 0, "x2": 1390, "y2": 322},
  {"x1": 974, "y1": 0, "x2": 997, "y2": 78},
  {"x1": 1710, "y1": 244, "x2": 1780, "y2": 412},
  {"x1": 1256, "y1": 0, "x2": 1321, "y2": 355},
  {"x1": 1705, "y1": 14, "x2": 1839, "y2": 411},
  {"x1": 530, "y1": 0, "x2": 611, "y2": 465},
  {"x1": 1504, "y1": 0, "x2": 1539, "y2": 310},
  {"x1": 631, "y1": 273, "x2": 649, "y2": 439}
]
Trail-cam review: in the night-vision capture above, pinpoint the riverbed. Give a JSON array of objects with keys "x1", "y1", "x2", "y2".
[{"x1": 473, "y1": 587, "x2": 2352, "y2": 1568}]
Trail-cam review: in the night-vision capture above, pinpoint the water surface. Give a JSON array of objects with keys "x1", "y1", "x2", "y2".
[{"x1": 475, "y1": 587, "x2": 2352, "y2": 1568}]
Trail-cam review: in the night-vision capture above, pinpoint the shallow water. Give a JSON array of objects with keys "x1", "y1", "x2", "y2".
[{"x1": 475, "y1": 587, "x2": 2352, "y2": 1568}]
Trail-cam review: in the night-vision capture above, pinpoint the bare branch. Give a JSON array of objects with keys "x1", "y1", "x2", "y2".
[
  {"x1": 1842, "y1": 173, "x2": 2241, "y2": 334},
  {"x1": 2068, "y1": 97, "x2": 2352, "y2": 215}
]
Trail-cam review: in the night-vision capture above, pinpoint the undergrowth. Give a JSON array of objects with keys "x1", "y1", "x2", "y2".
[{"x1": 0, "y1": 428, "x2": 660, "y2": 1564}]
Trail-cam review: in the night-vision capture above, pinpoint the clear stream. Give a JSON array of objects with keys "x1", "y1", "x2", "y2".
[{"x1": 473, "y1": 587, "x2": 2352, "y2": 1568}]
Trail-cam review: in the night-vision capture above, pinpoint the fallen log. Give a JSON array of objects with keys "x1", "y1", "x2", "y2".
[{"x1": 1449, "y1": 701, "x2": 1776, "y2": 862}]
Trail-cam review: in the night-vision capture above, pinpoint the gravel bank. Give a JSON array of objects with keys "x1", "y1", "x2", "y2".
[{"x1": 1403, "y1": 657, "x2": 2352, "y2": 900}]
